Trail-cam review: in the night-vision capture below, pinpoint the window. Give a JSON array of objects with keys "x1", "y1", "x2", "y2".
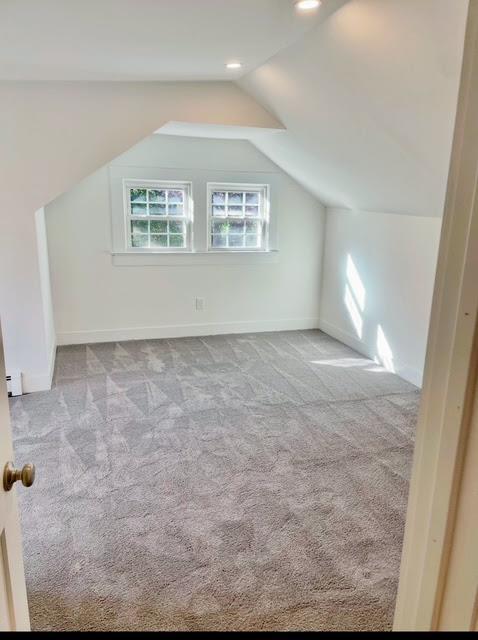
[
  {"x1": 208, "y1": 183, "x2": 269, "y2": 251},
  {"x1": 124, "y1": 180, "x2": 192, "y2": 251}
]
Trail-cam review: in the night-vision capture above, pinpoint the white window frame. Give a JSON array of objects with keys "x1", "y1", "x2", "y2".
[
  {"x1": 123, "y1": 179, "x2": 193, "y2": 253},
  {"x1": 207, "y1": 182, "x2": 270, "y2": 252}
]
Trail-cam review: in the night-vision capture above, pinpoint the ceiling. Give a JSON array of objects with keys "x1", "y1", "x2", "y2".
[
  {"x1": 0, "y1": 0, "x2": 322, "y2": 81},
  {"x1": 157, "y1": 0, "x2": 468, "y2": 217},
  {"x1": 239, "y1": 0, "x2": 468, "y2": 216},
  {"x1": 156, "y1": 122, "x2": 284, "y2": 139},
  {"x1": 1, "y1": 0, "x2": 468, "y2": 219}
]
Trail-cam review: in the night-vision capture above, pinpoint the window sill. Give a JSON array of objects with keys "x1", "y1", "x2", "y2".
[{"x1": 111, "y1": 250, "x2": 279, "y2": 266}]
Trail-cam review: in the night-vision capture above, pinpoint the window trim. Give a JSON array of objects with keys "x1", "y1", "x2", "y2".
[
  {"x1": 123, "y1": 179, "x2": 193, "y2": 253},
  {"x1": 207, "y1": 182, "x2": 270, "y2": 252}
]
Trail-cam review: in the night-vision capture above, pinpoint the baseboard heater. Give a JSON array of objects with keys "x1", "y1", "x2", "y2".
[{"x1": 6, "y1": 372, "x2": 23, "y2": 397}]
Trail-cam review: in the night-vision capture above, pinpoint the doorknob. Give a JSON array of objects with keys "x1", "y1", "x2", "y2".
[{"x1": 3, "y1": 462, "x2": 35, "y2": 492}]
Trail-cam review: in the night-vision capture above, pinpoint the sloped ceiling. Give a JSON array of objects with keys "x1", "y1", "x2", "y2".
[
  {"x1": 0, "y1": 82, "x2": 283, "y2": 216},
  {"x1": 2, "y1": 0, "x2": 469, "y2": 218},
  {"x1": 238, "y1": 0, "x2": 469, "y2": 216},
  {"x1": 0, "y1": 0, "x2": 323, "y2": 81}
]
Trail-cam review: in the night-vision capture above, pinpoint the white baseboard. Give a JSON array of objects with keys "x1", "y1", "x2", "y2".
[
  {"x1": 318, "y1": 318, "x2": 423, "y2": 388},
  {"x1": 319, "y1": 319, "x2": 373, "y2": 359},
  {"x1": 47, "y1": 338, "x2": 57, "y2": 387},
  {"x1": 57, "y1": 318, "x2": 321, "y2": 346},
  {"x1": 21, "y1": 319, "x2": 422, "y2": 390},
  {"x1": 21, "y1": 339, "x2": 57, "y2": 393}
]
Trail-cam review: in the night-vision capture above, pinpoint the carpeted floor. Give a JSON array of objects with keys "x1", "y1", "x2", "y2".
[{"x1": 10, "y1": 330, "x2": 419, "y2": 631}]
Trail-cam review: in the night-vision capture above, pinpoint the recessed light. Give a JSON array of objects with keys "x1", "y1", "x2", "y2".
[
  {"x1": 226, "y1": 61, "x2": 242, "y2": 70},
  {"x1": 295, "y1": 0, "x2": 321, "y2": 10}
]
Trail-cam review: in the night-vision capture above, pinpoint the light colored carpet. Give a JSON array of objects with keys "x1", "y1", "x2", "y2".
[{"x1": 10, "y1": 330, "x2": 419, "y2": 631}]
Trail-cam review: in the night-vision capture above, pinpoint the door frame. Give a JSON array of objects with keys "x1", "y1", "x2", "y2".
[{"x1": 394, "y1": 0, "x2": 478, "y2": 630}]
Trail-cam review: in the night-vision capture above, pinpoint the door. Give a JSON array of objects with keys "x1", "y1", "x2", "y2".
[{"x1": 0, "y1": 324, "x2": 31, "y2": 631}]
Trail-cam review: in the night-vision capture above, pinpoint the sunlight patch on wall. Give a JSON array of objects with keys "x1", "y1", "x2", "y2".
[
  {"x1": 346, "y1": 255, "x2": 366, "y2": 311},
  {"x1": 376, "y1": 324, "x2": 395, "y2": 373},
  {"x1": 345, "y1": 285, "x2": 363, "y2": 338},
  {"x1": 344, "y1": 255, "x2": 366, "y2": 339}
]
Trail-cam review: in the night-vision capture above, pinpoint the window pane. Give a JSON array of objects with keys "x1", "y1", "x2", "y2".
[
  {"x1": 149, "y1": 203, "x2": 167, "y2": 216},
  {"x1": 212, "y1": 220, "x2": 229, "y2": 234},
  {"x1": 229, "y1": 220, "x2": 244, "y2": 234},
  {"x1": 130, "y1": 189, "x2": 147, "y2": 202},
  {"x1": 168, "y1": 204, "x2": 184, "y2": 215},
  {"x1": 212, "y1": 191, "x2": 226, "y2": 205},
  {"x1": 150, "y1": 220, "x2": 167, "y2": 233},
  {"x1": 131, "y1": 202, "x2": 148, "y2": 215},
  {"x1": 246, "y1": 192, "x2": 259, "y2": 205},
  {"x1": 246, "y1": 220, "x2": 260, "y2": 233},
  {"x1": 168, "y1": 190, "x2": 184, "y2": 204},
  {"x1": 208, "y1": 185, "x2": 267, "y2": 252},
  {"x1": 168, "y1": 221, "x2": 184, "y2": 234},
  {"x1": 169, "y1": 234, "x2": 185, "y2": 248},
  {"x1": 150, "y1": 235, "x2": 168, "y2": 248},
  {"x1": 212, "y1": 234, "x2": 227, "y2": 248},
  {"x1": 149, "y1": 189, "x2": 165, "y2": 202},
  {"x1": 131, "y1": 234, "x2": 149, "y2": 248},
  {"x1": 246, "y1": 234, "x2": 260, "y2": 248},
  {"x1": 229, "y1": 234, "x2": 245, "y2": 247},
  {"x1": 228, "y1": 192, "x2": 243, "y2": 205},
  {"x1": 131, "y1": 220, "x2": 149, "y2": 234}
]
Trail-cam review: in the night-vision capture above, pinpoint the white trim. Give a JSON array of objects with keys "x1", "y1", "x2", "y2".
[
  {"x1": 21, "y1": 338, "x2": 57, "y2": 393},
  {"x1": 318, "y1": 319, "x2": 369, "y2": 357},
  {"x1": 22, "y1": 373, "x2": 53, "y2": 394},
  {"x1": 123, "y1": 179, "x2": 193, "y2": 253},
  {"x1": 56, "y1": 318, "x2": 320, "y2": 346},
  {"x1": 318, "y1": 318, "x2": 422, "y2": 387},
  {"x1": 207, "y1": 182, "x2": 270, "y2": 252},
  {"x1": 394, "y1": 2, "x2": 478, "y2": 630},
  {"x1": 111, "y1": 249, "x2": 279, "y2": 266},
  {"x1": 47, "y1": 337, "x2": 57, "y2": 388},
  {"x1": 110, "y1": 166, "x2": 281, "y2": 255}
]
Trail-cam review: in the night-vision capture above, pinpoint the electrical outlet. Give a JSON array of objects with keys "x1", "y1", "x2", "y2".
[{"x1": 195, "y1": 297, "x2": 205, "y2": 312}]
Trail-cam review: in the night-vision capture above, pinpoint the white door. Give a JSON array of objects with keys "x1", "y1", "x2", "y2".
[{"x1": 0, "y1": 324, "x2": 31, "y2": 631}]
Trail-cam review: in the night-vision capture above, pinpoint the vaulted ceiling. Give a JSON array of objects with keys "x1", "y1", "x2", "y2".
[
  {"x1": 0, "y1": 0, "x2": 324, "y2": 81},
  {"x1": 1, "y1": 0, "x2": 469, "y2": 217},
  {"x1": 239, "y1": 0, "x2": 469, "y2": 216},
  {"x1": 158, "y1": 0, "x2": 468, "y2": 217}
]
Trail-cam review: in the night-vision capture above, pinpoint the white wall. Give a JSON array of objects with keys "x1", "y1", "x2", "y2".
[
  {"x1": 319, "y1": 209, "x2": 442, "y2": 386},
  {"x1": 0, "y1": 81, "x2": 282, "y2": 391},
  {"x1": 2, "y1": 0, "x2": 466, "y2": 390},
  {"x1": 237, "y1": 0, "x2": 467, "y2": 389},
  {"x1": 34, "y1": 209, "x2": 56, "y2": 389},
  {"x1": 46, "y1": 135, "x2": 324, "y2": 344},
  {"x1": 240, "y1": 0, "x2": 467, "y2": 216}
]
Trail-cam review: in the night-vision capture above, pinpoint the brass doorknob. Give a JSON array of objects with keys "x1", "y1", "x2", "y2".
[{"x1": 3, "y1": 462, "x2": 35, "y2": 492}]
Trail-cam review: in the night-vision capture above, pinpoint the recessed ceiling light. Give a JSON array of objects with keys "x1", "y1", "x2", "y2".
[
  {"x1": 295, "y1": 0, "x2": 321, "y2": 10},
  {"x1": 226, "y1": 61, "x2": 242, "y2": 70}
]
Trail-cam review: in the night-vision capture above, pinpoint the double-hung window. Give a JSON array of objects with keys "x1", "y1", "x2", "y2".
[
  {"x1": 125, "y1": 180, "x2": 192, "y2": 251},
  {"x1": 208, "y1": 183, "x2": 269, "y2": 251}
]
